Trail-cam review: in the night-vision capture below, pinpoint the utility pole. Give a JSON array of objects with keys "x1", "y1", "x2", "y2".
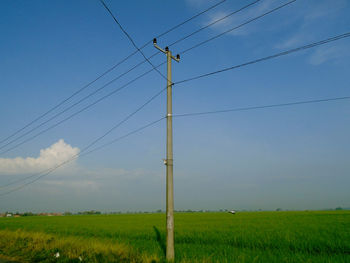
[{"x1": 153, "y1": 38, "x2": 180, "y2": 261}]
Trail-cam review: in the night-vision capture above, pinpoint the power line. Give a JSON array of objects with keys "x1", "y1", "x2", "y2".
[
  {"x1": 175, "y1": 32, "x2": 350, "y2": 85},
  {"x1": 99, "y1": 0, "x2": 166, "y2": 81},
  {"x1": 0, "y1": 57, "x2": 163, "y2": 152},
  {"x1": 79, "y1": 88, "x2": 166, "y2": 153},
  {"x1": 0, "y1": 0, "x2": 225, "y2": 146},
  {"x1": 1, "y1": 0, "x2": 299, "y2": 154},
  {"x1": 0, "y1": 62, "x2": 118, "y2": 146},
  {"x1": 154, "y1": 0, "x2": 227, "y2": 40},
  {"x1": 172, "y1": 96, "x2": 350, "y2": 118},
  {"x1": 1, "y1": 0, "x2": 271, "y2": 195},
  {"x1": 169, "y1": 0, "x2": 261, "y2": 48},
  {"x1": 0, "y1": 85, "x2": 166, "y2": 188},
  {"x1": 0, "y1": 62, "x2": 166, "y2": 155},
  {"x1": 0, "y1": 117, "x2": 164, "y2": 196},
  {"x1": 179, "y1": 0, "x2": 297, "y2": 55},
  {"x1": 0, "y1": 1, "x2": 266, "y2": 153},
  {"x1": 81, "y1": 117, "x2": 165, "y2": 157},
  {"x1": 3, "y1": 94, "x2": 350, "y2": 194}
]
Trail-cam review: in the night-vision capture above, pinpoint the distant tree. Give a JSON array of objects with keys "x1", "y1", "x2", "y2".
[
  {"x1": 276, "y1": 208, "x2": 283, "y2": 211},
  {"x1": 22, "y1": 212, "x2": 35, "y2": 217},
  {"x1": 64, "y1": 212, "x2": 72, "y2": 216},
  {"x1": 335, "y1": 207, "x2": 343, "y2": 211}
]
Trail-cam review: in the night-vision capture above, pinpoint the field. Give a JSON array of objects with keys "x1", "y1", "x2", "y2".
[{"x1": 0, "y1": 211, "x2": 349, "y2": 262}]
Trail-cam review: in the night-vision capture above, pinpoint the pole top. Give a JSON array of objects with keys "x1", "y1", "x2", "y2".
[{"x1": 153, "y1": 39, "x2": 180, "y2": 62}]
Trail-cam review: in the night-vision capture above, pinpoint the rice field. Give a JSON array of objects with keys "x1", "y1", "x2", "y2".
[{"x1": 0, "y1": 211, "x2": 349, "y2": 262}]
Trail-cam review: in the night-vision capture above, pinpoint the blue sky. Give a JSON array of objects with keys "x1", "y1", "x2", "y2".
[{"x1": 0, "y1": 0, "x2": 349, "y2": 212}]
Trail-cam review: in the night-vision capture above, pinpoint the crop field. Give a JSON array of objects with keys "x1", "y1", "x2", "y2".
[{"x1": 0, "y1": 211, "x2": 349, "y2": 262}]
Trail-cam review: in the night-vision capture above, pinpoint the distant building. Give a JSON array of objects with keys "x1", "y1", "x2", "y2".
[
  {"x1": 6, "y1": 213, "x2": 12, "y2": 217},
  {"x1": 229, "y1": 210, "x2": 236, "y2": 214}
]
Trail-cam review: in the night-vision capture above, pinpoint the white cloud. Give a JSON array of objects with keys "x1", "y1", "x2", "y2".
[
  {"x1": 0, "y1": 139, "x2": 163, "y2": 195},
  {"x1": 0, "y1": 139, "x2": 80, "y2": 175}
]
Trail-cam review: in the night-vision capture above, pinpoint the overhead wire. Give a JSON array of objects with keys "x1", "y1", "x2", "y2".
[
  {"x1": 0, "y1": 85, "x2": 167, "y2": 189},
  {"x1": 175, "y1": 32, "x2": 350, "y2": 85},
  {"x1": 0, "y1": 0, "x2": 267, "y2": 154},
  {"x1": 0, "y1": 62, "x2": 166, "y2": 155},
  {"x1": 1, "y1": 1, "x2": 349, "y2": 197},
  {"x1": 172, "y1": 96, "x2": 350, "y2": 118},
  {"x1": 3, "y1": 31, "x2": 350, "y2": 190},
  {"x1": 0, "y1": 0, "x2": 226, "y2": 146},
  {"x1": 179, "y1": 0, "x2": 297, "y2": 55},
  {"x1": 154, "y1": 0, "x2": 227, "y2": 40},
  {"x1": 3, "y1": 93, "x2": 350, "y2": 194},
  {"x1": 98, "y1": 0, "x2": 167, "y2": 81},
  {"x1": 168, "y1": 0, "x2": 261, "y2": 48},
  {"x1": 79, "y1": 88, "x2": 166, "y2": 153},
  {"x1": 0, "y1": 58, "x2": 163, "y2": 152},
  {"x1": 0, "y1": 117, "x2": 165, "y2": 197},
  {"x1": 3, "y1": 0, "x2": 322, "y2": 194},
  {"x1": 81, "y1": 117, "x2": 165, "y2": 158},
  {"x1": 0, "y1": 0, "x2": 279, "y2": 192}
]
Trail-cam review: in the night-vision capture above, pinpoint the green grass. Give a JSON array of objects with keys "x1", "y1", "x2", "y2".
[{"x1": 0, "y1": 211, "x2": 349, "y2": 262}]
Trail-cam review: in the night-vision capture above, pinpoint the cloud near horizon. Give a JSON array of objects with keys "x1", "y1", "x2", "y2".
[{"x1": 0, "y1": 139, "x2": 80, "y2": 175}]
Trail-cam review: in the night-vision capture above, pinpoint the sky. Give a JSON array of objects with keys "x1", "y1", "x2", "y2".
[{"x1": 0, "y1": 0, "x2": 349, "y2": 212}]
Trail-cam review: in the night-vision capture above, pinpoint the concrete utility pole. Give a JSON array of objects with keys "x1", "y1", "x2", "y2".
[{"x1": 153, "y1": 38, "x2": 180, "y2": 261}]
